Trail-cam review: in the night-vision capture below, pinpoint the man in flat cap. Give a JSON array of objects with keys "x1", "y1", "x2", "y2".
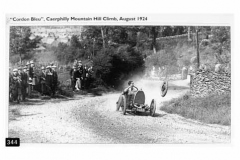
[
  {"x1": 73, "y1": 65, "x2": 81, "y2": 91},
  {"x1": 75, "y1": 65, "x2": 82, "y2": 91},
  {"x1": 26, "y1": 63, "x2": 32, "y2": 96},
  {"x1": 51, "y1": 65, "x2": 58, "y2": 96},
  {"x1": 70, "y1": 65, "x2": 77, "y2": 91},
  {"x1": 45, "y1": 66, "x2": 53, "y2": 96},
  {"x1": 20, "y1": 66, "x2": 28, "y2": 101},
  {"x1": 11, "y1": 69, "x2": 21, "y2": 103},
  {"x1": 78, "y1": 60, "x2": 82, "y2": 65},
  {"x1": 82, "y1": 65, "x2": 89, "y2": 89},
  {"x1": 29, "y1": 60, "x2": 35, "y2": 79},
  {"x1": 17, "y1": 67, "x2": 23, "y2": 101},
  {"x1": 27, "y1": 60, "x2": 35, "y2": 94},
  {"x1": 40, "y1": 66, "x2": 47, "y2": 96},
  {"x1": 78, "y1": 63, "x2": 84, "y2": 89}
]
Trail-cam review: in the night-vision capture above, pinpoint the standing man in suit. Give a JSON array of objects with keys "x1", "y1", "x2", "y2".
[
  {"x1": 70, "y1": 65, "x2": 75, "y2": 91},
  {"x1": 21, "y1": 66, "x2": 28, "y2": 101},
  {"x1": 28, "y1": 60, "x2": 35, "y2": 93},
  {"x1": 82, "y1": 65, "x2": 88, "y2": 89},
  {"x1": 51, "y1": 65, "x2": 58, "y2": 96},
  {"x1": 40, "y1": 66, "x2": 47, "y2": 96},
  {"x1": 45, "y1": 66, "x2": 53, "y2": 96},
  {"x1": 11, "y1": 68, "x2": 21, "y2": 103},
  {"x1": 17, "y1": 67, "x2": 23, "y2": 101}
]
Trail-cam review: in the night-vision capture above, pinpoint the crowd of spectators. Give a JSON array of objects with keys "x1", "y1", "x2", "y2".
[
  {"x1": 69, "y1": 59, "x2": 93, "y2": 92},
  {"x1": 9, "y1": 59, "x2": 94, "y2": 103},
  {"x1": 9, "y1": 60, "x2": 58, "y2": 103}
]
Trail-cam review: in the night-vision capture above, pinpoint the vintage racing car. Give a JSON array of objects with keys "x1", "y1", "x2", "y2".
[
  {"x1": 116, "y1": 89, "x2": 157, "y2": 117},
  {"x1": 116, "y1": 80, "x2": 168, "y2": 116}
]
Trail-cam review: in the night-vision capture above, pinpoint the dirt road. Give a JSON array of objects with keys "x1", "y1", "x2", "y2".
[{"x1": 8, "y1": 79, "x2": 231, "y2": 143}]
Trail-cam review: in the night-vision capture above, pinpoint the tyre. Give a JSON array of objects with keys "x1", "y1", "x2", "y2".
[
  {"x1": 122, "y1": 95, "x2": 127, "y2": 115},
  {"x1": 9, "y1": 93, "x2": 13, "y2": 102},
  {"x1": 116, "y1": 95, "x2": 123, "y2": 111},
  {"x1": 150, "y1": 99, "x2": 156, "y2": 117},
  {"x1": 161, "y1": 81, "x2": 168, "y2": 97}
]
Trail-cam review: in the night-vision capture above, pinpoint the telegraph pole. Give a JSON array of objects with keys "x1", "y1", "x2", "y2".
[
  {"x1": 196, "y1": 27, "x2": 200, "y2": 68},
  {"x1": 92, "y1": 38, "x2": 95, "y2": 58}
]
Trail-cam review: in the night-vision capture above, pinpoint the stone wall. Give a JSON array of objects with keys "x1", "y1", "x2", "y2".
[{"x1": 190, "y1": 70, "x2": 231, "y2": 97}]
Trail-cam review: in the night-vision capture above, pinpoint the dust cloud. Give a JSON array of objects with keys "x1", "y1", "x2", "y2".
[{"x1": 121, "y1": 75, "x2": 164, "y2": 105}]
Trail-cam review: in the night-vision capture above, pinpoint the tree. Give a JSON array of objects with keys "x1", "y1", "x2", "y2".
[
  {"x1": 92, "y1": 50, "x2": 112, "y2": 86},
  {"x1": 10, "y1": 26, "x2": 41, "y2": 64},
  {"x1": 151, "y1": 27, "x2": 157, "y2": 54},
  {"x1": 210, "y1": 26, "x2": 231, "y2": 64},
  {"x1": 70, "y1": 35, "x2": 81, "y2": 48},
  {"x1": 100, "y1": 27, "x2": 106, "y2": 54}
]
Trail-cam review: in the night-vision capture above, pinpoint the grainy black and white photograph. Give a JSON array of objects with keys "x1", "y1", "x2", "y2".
[{"x1": 8, "y1": 25, "x2": 231, "y2": 144}]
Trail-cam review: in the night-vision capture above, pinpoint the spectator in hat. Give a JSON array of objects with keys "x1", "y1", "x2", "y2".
[
  {"x1": 26, "y1": 65, "x2": 32, "y2": 96},
  {"x1": 40, "y1": 66, "x2": 47, "y2": 96},
  {"x1": 21, "y1": 66, "x2": 28, "y2": 101},
  {"x1": 79, "y1": 63, "x2": 84, "y2": 88},
  {"x1": 49, "y1": 62, "x2": 54, "y2": 72},
  {"x1": 11, "y1": 69, "x2": 21, "y2": 103},
  {"x1": 88, "y1": 66, "x2": 93, "y2": 75},
  {"x1": 45, "y1": 66, "x2": 53, "y2": 96},
  {"x1": 31, "y1": 61, "x2": 37, "y2": 90},
  {"x1": 82, "y1": 65, "x2": 88, "y2": 89},
  {"x1": 85, "y1": 66, "x2": 93, "y2": 89},
  {"x1": 29, "y1": 60, "x2": 34, "y2": 78},
  {"x1": 73, "y1": 59, "x2": 78, "y2": 66},
  {"x1": 70, "y1": 65, "x2": 76, "y2": 91},
  {"x1": 74, "y1": 65, "x2": 82, "y2": 91},
  {"x1": 86, "y1": 66, "x2": 94, "y2": 89},
  {"x1": 51, "y1": 65, "x2": 58, "y2": 96},
  {"x1": 18, "y1": 66, "x2": 22, "y2": 76},
  {"x1": 72, "y1": 65, "x2": 80, "y2": 91},
  {"x1": 26, "y1": 61, "x2": 30, "y2": 70},
  {"x1": 17, "y1": 67, "x2": 23, "y2": 101},
  {"x1": 28, "y1": 60, "x2": 35, "y2": 92},
  {"x1": 77, "y1": 60, "x2": 83, "y2": 69}
]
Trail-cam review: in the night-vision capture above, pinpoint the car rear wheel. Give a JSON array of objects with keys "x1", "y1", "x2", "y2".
[
  {"x1": 150, "y1": 99, "x2": 156, "y2": 117},
  {"x1": 122, "y1": 95, "x2": 127, "y2": 115},
  {"x1": 116, "y1": 95, "x2": 123, "y2": 111}
]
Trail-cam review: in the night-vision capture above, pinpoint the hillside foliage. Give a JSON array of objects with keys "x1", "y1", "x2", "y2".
[
  {"x1": 9, "y1": 26, "x2": 231, "y2": 88},
  {"x1": 10, "y1": 26, "x2": 42, "y2": 64}
]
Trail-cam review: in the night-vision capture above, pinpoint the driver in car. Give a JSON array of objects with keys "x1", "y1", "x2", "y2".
[
  {"x1": 123, "y1": 81, "x2": 138, "y2": 95},
  {"x1": 123, "y1": 81, "x2": 138, "y2": 106}
]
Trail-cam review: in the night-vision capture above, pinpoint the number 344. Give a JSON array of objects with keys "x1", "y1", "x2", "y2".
[
  {"x1": 6, "y1": 138, "x2": 20, "y2": 146},
  {"x1": 7, "y1": 140, "x2": 18, "y2": 145}
]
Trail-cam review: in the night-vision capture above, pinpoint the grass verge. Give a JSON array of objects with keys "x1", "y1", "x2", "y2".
[{"x1": 160, "y1": 93, "x2": 231, "y2": 126}]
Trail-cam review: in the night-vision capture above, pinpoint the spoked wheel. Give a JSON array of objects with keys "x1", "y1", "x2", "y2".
[
  {"x1": 161, "y1": 81, "x2": 168, "y2": 97},
  {"x1": 116, "y1": 95, "x2": 123, "y2": 111},
  {"x1": 150, "y1": 99, "x2": 156, "y2": 117},
  {"x1": 122, "y1": 95, "x2": 127, "y2": 115}
]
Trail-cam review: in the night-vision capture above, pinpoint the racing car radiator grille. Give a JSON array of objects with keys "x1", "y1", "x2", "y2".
[{"x1": 134, "y1": 91, "x2": 145, "y2": 104}]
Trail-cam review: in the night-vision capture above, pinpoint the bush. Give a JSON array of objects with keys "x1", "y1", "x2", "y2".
[
  {"x1": 92, "y1": 45, "x2": 145, "y2": 88},
  {"x1": 161, "y1": 93, "x2": 231, "y2": 126}
]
